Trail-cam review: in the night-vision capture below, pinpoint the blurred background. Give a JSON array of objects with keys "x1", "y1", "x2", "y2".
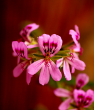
[{"x1": 1, "y1": 0, "x2": 94, "y2": 110}]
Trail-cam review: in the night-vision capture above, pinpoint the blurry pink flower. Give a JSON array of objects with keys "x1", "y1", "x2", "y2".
[
  {"x1": 56, "y1": 53, "x2": 86, "y2": 81},
  {"x1": 76, "y1": 73, "x2": 89, "y2": 89},
  {"x1": 13, "y1": 60, "x2": 32, "y2": 85},
  {"x1": 12, "y1": 41, "x2": 28, "y2": 63},
  {"x1": 20, "y1": 23, "x2": 39, "y2": 43},
  {"x1": 54, "y1": 88, "x2": 73, "y2": 110},
  {"x1": 73, "y1": 89, "x2": 94, "y2": 108},
  {"x1": 69, "y1": 25, "x2": 80, "y2": 47},
  {"x1": 27, "y1": 34, "x2": 62, "y2": 85}
]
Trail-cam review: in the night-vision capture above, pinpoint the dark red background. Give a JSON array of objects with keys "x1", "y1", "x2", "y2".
[{"x1": 1, "y1": 0, "x2": 94, "y2": 110}]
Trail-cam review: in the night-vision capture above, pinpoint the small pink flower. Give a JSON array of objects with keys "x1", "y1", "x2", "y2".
[
  {"x1": 20, "y1": 23, "x2": 39, "y2": 43},
  {"x1": 12, "y1": 41, "x2": 28, "y2": 63},
  {"x1": 76, "y1": 73, "x2": 89, "y2": 89},
  {"x1": 69, "y1": 25, "x2": 80, "y2": 47},
  {"x1": 73, "y1": 89, "x2": 94, "y2": 108},
  {"x1": 56, "y1": 53, "x2": 86, "y2": 81},
  {"x1": 12, "y1": 41, "x2": 33, "y2": 85},
  {"x1": 27, "y1": 34, "x2": 63, "y2": 85}
]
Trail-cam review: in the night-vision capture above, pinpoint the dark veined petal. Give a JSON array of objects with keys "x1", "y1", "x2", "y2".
[
  {"x1": 84, "y1": 89, "x2": 94, "y2": 108},
  {"x1": 76, "y1": 73, "x2": 89, "y2": 89},
  {"x1": 20, "y1": 23, "x2": 39, "y2": 42},
  {"x1": 18, "y1": 42, "x2": 28, "y2": 59},
  {"x1": 49, "y1": 34, "x2": 63, "y2": 57},
  {"x1": 38, "y1": 34, "x2": 50, "y2": 56},
  {"x1": 12, "y1": 41, "x2": 19, "y2": 54},
  {"x1": 73, "y1": 89, "x2": 85, "y2": 106}
]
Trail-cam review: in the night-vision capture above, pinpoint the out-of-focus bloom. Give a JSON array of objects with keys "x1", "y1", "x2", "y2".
[
  {"x1": 20, "y1": 23, "x2": 39, "y2": 43},
  {"x1": 69, "y1": 25, "x2": 80, "y2": 47},
  {"x1": 76, "y1": 73, "x2": 89, "y2": 89},
  {"x1": 12, "y1": 41, "x2": 29, "y2": 63},
  {"x1": 27, "y1": 34, "x2": 62, "y2": 85},
  {"x1": 54, "y1": 73, "x2": 90, "y2": 110},
  {"x1": 56, "y1": 53, "x2": 86, "y2": 81},
  {"x1": 54, "y1": 88, "x2": 73, "y2": 110},
  {"x1": 74, "y1": 89, "x2": 94, "y2": 108}
]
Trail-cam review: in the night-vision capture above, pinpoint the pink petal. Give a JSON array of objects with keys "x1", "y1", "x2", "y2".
[
  {"x1": 12, "y1": 41, "x2": 18, "y2": 53},
  {"x1": 27, "y1": 23, "x2": 39, "y2": 33},
  {"x1": 49, "y1": 34, "x2": 63, "y2": 57},
  {"x1": 76, "y1": 73, "x2": 89, "y2": 89},
  {"x1": 73, "y1": 89, "x2": 85, "y2": 106},
  {"x1": 67, "y1": 57, "x2": 86, "y2": 71},
  {"x1": 71, "y1": 66, "x2": 75, "y2": 73},
  {"x1": 84, "y1": 89, "x2": 94, "y2": 108},
  {"x1": 49, "y1": 60, "x2": 62, "y2": 81},
  {"x1": 13, "y1": 61, "x2": 28, "y2": 77},
  {"x1": 63, "y1": 60, "x2": 71, "y2": 81},
  {"x1": 27, "y1": 59, "x2": 44, "y2": 75},
  {"x1": 39, "y1": 64, "x2": 50, "y2": 85},
  {"x1": 54, "y1": 88, "x2": 71, "y2": 97},
  {"x1": 59, "y1": 98, "x2": 73, "y2": 110},
  {"x1": 69, "y1": 29, "x2": 79, "y2": 47},
  {"x1": 69, "y1": 44, "x2": 81, "y2": 53},
  {"x1": 75, "y1": 25, "x2": 80, "y2": 38},
  {"x1": 26, "y1": 71, "x2": 33, "y2": 85},
  {"x1": 20, "y1": 23, "x2": 39, "y2": 42},
  {"x1": 19, "y1": 42, "x2": 28, "y2": 59},
  {"x1": 56, "y1": 58, "x2": 63, "y2": 68},
  {"x1": 38, "y1": 34, "x2": 50, "y2": 56}
]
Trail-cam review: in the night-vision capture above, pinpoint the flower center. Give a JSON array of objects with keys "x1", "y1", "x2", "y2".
[
  {"x1": 44, "y1": 56, "x2": 50, "y2": 67},
  {"x1": 43, "y1": 42, "x2": 57, "y2": 56}
]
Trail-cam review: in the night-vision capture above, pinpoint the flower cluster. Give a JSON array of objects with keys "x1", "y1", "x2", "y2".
[
  {"x1": 54, "y1": 73, "x2": 94, "y2": 110},
  {"x1": 12, "y1": 23, "x2": 94, "y2": 109},
  {"x1": 12, "y1": 23, "x2": 86, "y2": 85}
]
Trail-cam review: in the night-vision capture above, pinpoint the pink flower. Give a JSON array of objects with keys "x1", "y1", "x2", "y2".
[
  {"x1": 20, "y1": 23, "x2": 39, "y2": 43},
  {"x1": 76, "y1": 73, "x2": 89, "y2": 89},
  {"x1": 12, "y1": 41, "x2": 29, "y2": 63},
  {"x1": 69, "y1": 25, "x2": 80, "y2": 47},
  {"x1": 54, "y1": 88, "x2": 73, "y2": 110},
  {"x1": 54, "y1": 73, "x2": 90, "y2": 110},
  {"x1": 27, "y1": 34, "x2": 62, "y2": 85},
  {"x1": 73, "y1": 89, "x2": 94, "y2": 108},
  {"x1": 12, "y1": 41, "x2": 32, "y2": 85},
  {"x1": 56, "y1": 53, "x2": 86, "y2": 81}
]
